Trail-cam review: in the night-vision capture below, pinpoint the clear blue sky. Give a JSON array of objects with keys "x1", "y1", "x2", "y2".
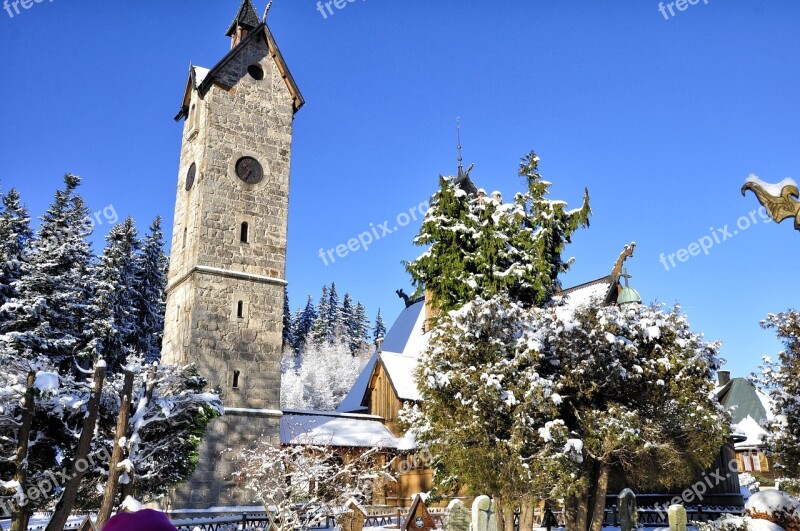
[{"x1": 1, "y1": 0, "x2": 798, "y2": 379}]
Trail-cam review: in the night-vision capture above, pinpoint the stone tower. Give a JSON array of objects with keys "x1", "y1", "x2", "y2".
[{"x1": 162, "y1": 0, "x2": 304, "y2": 507}]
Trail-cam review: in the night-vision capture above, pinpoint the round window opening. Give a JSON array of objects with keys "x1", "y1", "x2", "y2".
[
  {"x1": 185, "y1": 162, "x2": 197, "y2": 191},
  {"x1": 247, "y1": 64, "x2": 265, "y2": 81},
  {"x1": 235, "y1": 156, "x2": 264, "y2": 185}
]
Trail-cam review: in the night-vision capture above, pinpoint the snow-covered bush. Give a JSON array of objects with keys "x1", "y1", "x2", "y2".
[
  {"x1": 744, "y1": 490, "x2": 800, "y2": 531},
  {"x1": 740, "y1": 473, "x2": 761, "y2": 496},
  {"x1": 229, "y1": 441, "x2": 390, "y2": 531},
  {"x1": 696, "y1": 515, "x2": 782, "y2": 531}
]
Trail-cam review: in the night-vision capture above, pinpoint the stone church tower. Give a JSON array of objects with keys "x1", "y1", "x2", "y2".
[{"x1": 162, "y1": 0, "x2": 303, "y2": 507}]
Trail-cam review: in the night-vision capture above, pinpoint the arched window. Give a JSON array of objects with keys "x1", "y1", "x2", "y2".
[
  {"x1": 240, "y1": 222, "x2": 249, "y2": 243},
  {"x1": 233, "y1": 370, "x2": 241, "y2": 389},
  {"x1": 237, "y1": 301, "x2": 244, "y2": 319}
]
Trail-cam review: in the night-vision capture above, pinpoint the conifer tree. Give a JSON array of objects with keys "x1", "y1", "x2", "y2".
[
  {"x1": 352, "y1": 302, "x2": 369, "y2": 355},
  {"x1": 310, "y1": 286, "x2": 330, "y2": 347},
  {"x1": 341, "y1": 293, "x2": 355, "y2": 344},
  {"x1": 406, "y1": 152, "x2": 590, "y2": 314},
  {"x1": 283, "y1": 287, "x2": 294, "y2": 351},
  {"x1": 0, "y1": 175, "x2": 94, "y2": 370},
  {"x1": 327, "y1": 282, "x2": 341, "y2": 334},
  {"x1": 293, "y1": 296, "x2": 317, "y2": 353},
  {"x1": 373, "y1": 309, "x2": 387, "y2": 345},
  {"x1": 133, "y1": 217, "x2": 168, "y2": 363},
  {"x1": 757, "y1": 310, "x2": 800, "y2": 495},
  {"x1": 86, "y1": 217, "x2": 140, "y2": 373},
  {"x1": 0, "y1": 189, "x2": 32, "y2": 316}
]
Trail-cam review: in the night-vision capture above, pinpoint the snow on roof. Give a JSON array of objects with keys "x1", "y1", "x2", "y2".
[
  {"x1": 382, "y1": 301, "x2": 426, "y2": 354},
  {"x1": 381, "y1": 352, "x2": 421, "y2": 402},
  {"x1": 280, "y1": 413, "x2": 402, "y2": 448},
  {"x1": 192, "y1": 66, "x2": 210, "y2": 87},
  {"x1": 734, "y1": 415, "x2": 769, "y2": 449},
  {"x1": 337, "y1": 349, "x2": 380, "y2": 413},
  {"x1": 552, "y1": 278, "x2": 612, "y2": 321}
]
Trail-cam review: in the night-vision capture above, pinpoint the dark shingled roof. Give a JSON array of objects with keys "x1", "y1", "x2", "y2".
[
  {"x1": 226, "y1": 0, "x2": 262, "y2": 36},
  {"x1": 716, "y1": 378, "x2": 770, "y2": 424}
]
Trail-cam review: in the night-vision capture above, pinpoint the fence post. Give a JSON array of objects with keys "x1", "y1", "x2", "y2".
[
  {"x1": 241, "y1": 512, "x2": 247, "y2": 530},
  {"x1": 697, "y1": 506, "x2": 703, "y2": 523}
]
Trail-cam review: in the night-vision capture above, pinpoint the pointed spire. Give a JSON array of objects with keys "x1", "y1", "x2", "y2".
[{"x1": 227, "y1": 0, "x2": 262, "y2": 47}]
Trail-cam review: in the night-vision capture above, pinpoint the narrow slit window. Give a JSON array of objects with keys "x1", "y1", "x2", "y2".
[
  {"x1": 240, "y1": 222, "x2": 249, "y2": 243},
  {"x1": 183, "y1": 228, "x2": 187, "y2": 248},
  {"x1": 233, "y1": 370, "x2": 241, "y2": 389},
  {"x1": 237, "y1": 301, "x2": 244, "y2": 319}
]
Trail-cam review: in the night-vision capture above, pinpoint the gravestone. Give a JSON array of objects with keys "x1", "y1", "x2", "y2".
[
  {"x1": 472, "y1": 496, "x2": 498, "y2": 531},
  {"x1": 445, "y1": 499, "x2": 471, "y2": 531},
  {"x1": 402, "y1": 494, "x2": 436, "y2": 531},
  {"x1": 619, "y1": 489, "x2": 638, "y2": 531},
  {"x1": 668, "y1": 504, "x2": 688, "y2": 531},
  {"x1": 339, "y1": 498, "x2": 367, "y2": 531},
  {"x1": 77, "y1": 517, "x2": 97, "y2": 531}
]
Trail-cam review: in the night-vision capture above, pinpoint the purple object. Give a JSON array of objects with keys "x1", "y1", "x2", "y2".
[{"x1": 103, "y1": 509, "x2": 178, "y2": 531}]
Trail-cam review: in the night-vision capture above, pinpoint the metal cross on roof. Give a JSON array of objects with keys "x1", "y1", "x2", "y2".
[{"x1": 620, "y1": 267, "x2": 633, "y2": 288}]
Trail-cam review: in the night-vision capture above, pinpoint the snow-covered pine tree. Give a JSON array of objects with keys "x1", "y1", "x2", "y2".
[
  {"x1": 0, "y1": 189, "x2": 32, "y2": 318},
  {"x1": 327, "y1": 282, "x2": 341, "y2": 340},
  {"x1": 85, "y1": 217, "x2": 140, "y2": 373},
  {"x1": 309, "y1": 286, "x2": 331, "y2": 347},
  {"x1": 293, "y1": 296, "x2": 317, "y2": 353},
  {"x1": 406, "y1": 152, "x2": 590, "y2": 315},
  {"x1": 0, "y1": 174, "x2": 94, "y2": 371},
  {"x1": 352, "y1": 302, "x2": 369, "y2": 355},
  {"x1": 283, "y1": 287, "x2": 294, "y2": 351},
  {"x1": 133, "y1": 217, "x2": 167, "y2": 364},
  {"x1": 757, "y1": 310, "x2": 800, "y2": 495},
  {"x1": 340, "y1": 293, "x2": 356, "y2": 344},
  {"x1": 413, "y1": 297, "x2": 728, "y2": 531},
  {"x1": 536, "y1": 302, "x2": 728, "y2": 531},
  {"x1": 373, "y1": 308, "x2": 387, "y2": 345}
]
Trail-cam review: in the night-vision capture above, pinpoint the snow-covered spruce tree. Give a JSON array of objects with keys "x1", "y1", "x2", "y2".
[
  {"x1": 410, "y1": 296, "x2": 560, "y2": 531},
  {"x1": 341, "y1": 293, "x2": 356, "y2": 346},
  {"x1": 133, "y1": 217, "x2": 168, "y2": 364},
  {"x1": 537, "y1": 302, "x2": 728, "y2": 531},
  {"x1": 310, "y1": 285, "x2": 331, "y2": 347},
  {"x1": 0, "y1": 189, "x2": 32, "y2": 317},
  {"x1": 283, "y1": 287, "x2": 294, "y2": 351},
  {"x1": 413, "y1": 297, "x2": 728, "y2": 531},
  {"x1": 352, "y1": 302, "x2": 370, "y2": 355},
  {"x1": 373, "y1": 309, "x2": 387, "y2": 345},
  {"x1": 293, "y1": 296, "x2": 317, "y2": 353},
  {"x1": 757, "y1": 310, "x2": 800, "y2": 495},
  {"x1": 78, "y1": 362, "x2": 222, "y2": 507},
  {"x1": 406, "y1": 152, "x2": 590, "y2": 314},
  {"x1": 85, "y1": 217, "x2": 140, "y2": 374},
  {"x1": 0, "y1": 174, "x2": 94, "y2": 371}
]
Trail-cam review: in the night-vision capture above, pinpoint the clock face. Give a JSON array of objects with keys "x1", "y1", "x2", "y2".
[
  {"x1": 185, "y1": 163, "x2": 196, "y2": 191},
  {"x1": 235, "y1": 157, "x2": 264, "y2": 185}
]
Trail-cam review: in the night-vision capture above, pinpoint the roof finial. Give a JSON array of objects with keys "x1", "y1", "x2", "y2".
[
  {"x1": 620, "y1": 267, "x2": 632, "y2": 288},
  {"x1": 456, "y1": 116, "x2": 464, "y2": 178},
  {"x1": 263, "y1": 0, "x2": 273, "y2": 21}
]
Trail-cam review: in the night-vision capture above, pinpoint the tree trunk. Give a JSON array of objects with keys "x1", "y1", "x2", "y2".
[
  {"x1": 96, "y1": 370, "x2": 135, "y2": 529},
  {"x1": 500, "y1": 501, "x2": 516, "y2": 531},
  {"x1": 10, "y1": 371, "x2": 36, "y2": 531},
  {"x1": 588, "y1": 463, "x2": 611, "y2": 531},
  {"x1": 564, "y1": 496, "x2": 589, "y2": 531},
  {"x1": 46, "y1": 364, "x2": 107, "y2": 531},
  {"x1": 519, "y1": 499, "x2": 535, "y2": 531}
]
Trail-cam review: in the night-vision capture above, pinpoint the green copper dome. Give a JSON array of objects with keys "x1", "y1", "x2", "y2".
[{"x1": 617, "y1": 287, "x2": 642, "y2": 306}]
